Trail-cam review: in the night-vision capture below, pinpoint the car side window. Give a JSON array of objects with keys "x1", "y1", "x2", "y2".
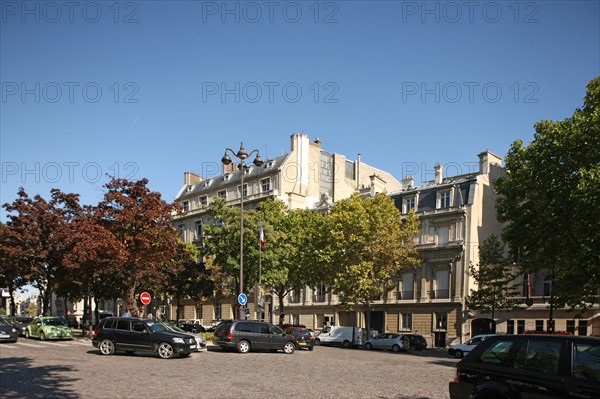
[
  {"x1": 131, "y1": 321, "x2": 146, "y2": 333},
  {"x1": 572, "y1": 341, "x2": 600, "y2": 382},
  {"x1": 103, "y1": 319, "x2": 115, "y2": 329},
  {"x1": 514, "y1": 340, "x2": 561, "y2": 375},
  {"x1": 269, "y1": 325, "x2": 284, "y2": 335},
  {"x1": 116, "y1": 320, "x2": 130, "y2": 331},
  {"x1": 479, "y1": 340, "x2": 515, "y2": 366},
  {"x1": 237, "y1": 322, "x2": 258, "y2": 333}
]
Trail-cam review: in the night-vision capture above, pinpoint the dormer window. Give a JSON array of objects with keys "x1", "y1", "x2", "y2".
[
  {"x1": 202, "y1": 179, "x2": 213, "y2": 187},
  {"x1": 438, "y1": 190, "x2": 451, "y2": 208},
  {"x1": 186, "y1": 185, "x2": 193, "y2": 192},
  {"x1": 243, "y1": 167, "x2": 252, "y2": 175},
  {"x1": 265, "y1": 161, "x2": 274, "y2": 168},
  {"x1": 223, "y1": 173, "x2": 231, "y2": 181}
]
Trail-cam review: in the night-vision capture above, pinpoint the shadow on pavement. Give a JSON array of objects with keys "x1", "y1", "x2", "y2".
[{"x1": 0, "y1": 356, "x2": 80, "y2": 399}]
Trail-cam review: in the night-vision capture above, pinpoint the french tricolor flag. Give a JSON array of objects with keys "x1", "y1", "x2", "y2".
[{"x1": 260, "y1": 221, "x2": 266, "y2": 248}]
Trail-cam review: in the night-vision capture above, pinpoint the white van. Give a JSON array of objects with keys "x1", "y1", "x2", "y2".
[{"x1": 314, "y1": 326, "x2": 363, "y2": 348}]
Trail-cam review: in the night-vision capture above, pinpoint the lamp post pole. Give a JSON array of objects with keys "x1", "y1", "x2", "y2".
[{"x1": 222, "y1": 143, "x2": 263, "y2": 320}]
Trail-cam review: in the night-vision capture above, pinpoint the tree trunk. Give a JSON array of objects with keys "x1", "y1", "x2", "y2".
[
  {"x1": 8, "y1": 286, "x2": 16, "y2": 315},
  {"x1": 365, "y1": 301, "x2": 371, "y2": 339},
  {"x1": 278, "y1": 289, "x2": 285, "y2": 327}
]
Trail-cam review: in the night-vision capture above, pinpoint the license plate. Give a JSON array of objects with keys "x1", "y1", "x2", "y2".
[
  {"x1": 190, "y1": 345, "x2": 196, "y2": 349},
  {"x1": 0, "y1": 334, "x2": 9, "y2": 338},
  {"x1": 299, "y1": 342, "x2": 307, "y2": 346}
]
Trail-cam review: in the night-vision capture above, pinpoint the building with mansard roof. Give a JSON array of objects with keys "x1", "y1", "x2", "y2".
[{"x1": 170, "y1": 133, "x2": 402, "y2": 324}]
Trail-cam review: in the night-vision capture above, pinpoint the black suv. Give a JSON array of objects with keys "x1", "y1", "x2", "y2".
[
  {"x1": 284, "y1": 327, "x2": 315, "y2": 351},
  {"x1": 214, "y1": 320, "x2": 298, "y2": 354},
  {"x1": 92, "y1": 317, "x2": 196, "y2": 359},
  {"x1": 450, "y1": 334, "x2": 600, "y2": 399}
]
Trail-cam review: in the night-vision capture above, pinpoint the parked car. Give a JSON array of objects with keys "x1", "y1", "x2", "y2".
[
  {"x1": 62, "y1": 316, "x2": 79, "y2": 328},
  {"x1": 25, "y1": 317, "x2": 73, "y2": 340},
  {"x1": 0, "y1": 318, "x2": 19, "y2": 343},
  {"x1": 1, "y1": 315, "x2": 32, "y2": 337},
  {"x1": 92, "y1": 317, "x2": 196, "y2": 359},
  {"x1": 449, "y1": 334, "x2": 600, "y2": 399},
  {"x1": 404, "y1": 333, "x2": 428, "y2": 351},
  {"x1": 214, "y1": 320, "x2": 297, "y2": 354},
  {"x1": 177, "y1": 322, "x2": 206, "y2": 333},
  {"x1": 314, "y1": 326, "x2": 363, "y2": 348},
  {"x1": 162, "y1": 322, "x2": 206, "y2": 351},
  {"x1": 448, "y1": 334, "x2": 496, "y2": 358},
  {"x1": 284, "y1": 327, "x2": 314, "y2": 351},
  {"x1": 364, "y1": 333, "x2": 410, "y2": 353}
]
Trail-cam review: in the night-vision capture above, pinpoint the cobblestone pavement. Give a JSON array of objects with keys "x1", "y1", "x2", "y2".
[{"x1": 0, "y1": 337, "x2": 458, "y2": 399}]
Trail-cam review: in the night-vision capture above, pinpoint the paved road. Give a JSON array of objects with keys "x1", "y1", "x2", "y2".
[{"x1": 0, "y1": 338, "x2": 458, "y2": 399}]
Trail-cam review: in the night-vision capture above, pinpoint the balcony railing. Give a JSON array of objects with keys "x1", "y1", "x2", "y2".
[
  {"x1": 288, "y1": 295, "x2": 301, "y2": 304},
  {"x1": 430, "y1": 289, "x2": 450, "y2": 299},
  {"x1": 313, "y1": 294, "x2": 327, "y2": 303},
  {"x1": 396, "y1": 291, "x2": 415, "y2": 300}
]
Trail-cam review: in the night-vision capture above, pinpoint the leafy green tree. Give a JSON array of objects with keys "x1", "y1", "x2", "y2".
[
  {"x1": 468, "y1": 235, "x2": 520, "y2": 319},
  {"x1": 326, "y1": 193, "x2": 420, "y2": 335},
  {"x1": 162, "y1": 242, "x2": 213, "y2": 320},
  {"x1": 496, "y1": 77, "x2": 600, "y2": 313}
]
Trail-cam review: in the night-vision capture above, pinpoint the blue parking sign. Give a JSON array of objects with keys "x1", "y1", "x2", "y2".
[{"x1": 238, "y1": 293, "x2": 247, "y2": 306}]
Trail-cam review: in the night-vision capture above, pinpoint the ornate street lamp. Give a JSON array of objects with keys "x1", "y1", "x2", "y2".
[{"x1": 222, "y1": 143, "x2": 263, "y2": 320}]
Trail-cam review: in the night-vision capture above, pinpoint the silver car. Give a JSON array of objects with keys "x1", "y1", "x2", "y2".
[
  {"x1": 364, "y1": 333, "x2": 409, "y2": 352},
  {"x1": 161, "y1": 322, "x2": 206, "y2": 351}
]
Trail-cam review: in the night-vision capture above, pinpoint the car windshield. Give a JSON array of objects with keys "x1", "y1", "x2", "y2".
[
  {"x1": 16, "y1": 317, "x2": 32, "y2": 323},
  {"x1": 146, "y1": 321, "x2": 168, "y2": 333},
  {"x1": 0, "y1": 319, "x2": 9, "y2": 326},
  {"x1": 44, "y1": 318, "x2": 67, "y2": 326}
]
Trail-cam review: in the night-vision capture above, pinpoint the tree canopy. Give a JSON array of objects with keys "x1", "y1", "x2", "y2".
[{"x1": 496, "y1": 76, "x2": 600, "y2": 309}]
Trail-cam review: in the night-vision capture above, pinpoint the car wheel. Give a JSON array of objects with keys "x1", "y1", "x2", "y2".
[
  {"x1": 99, "y1": 339, "x2": 115, "y2": 355},
  {"x1": 308, "y1": 346, "x2": 314, "y2": 351},
  {"x1": 314, "y1": 338, "x2": 321, "y2": 345},
  {"x1": 40, "y1": 332, "x2": 46, "y2": 341},
  {"x1": 158, "y1": 343, "x2": 175, "y2": 359},
  {"x1": 236, "y1": 340, "x2": 250, "y2": 354},
  {"x1": 454, "y1": 349, "x2": 464, "y2": 359},
  {"x1": 283, "y1": 342, "x2": 295, "y2": 354},
  {"x1": 342, "y1": 340, "x2": 350, "y2": 348},
  {"x1": 392, "y1": 344, "x2": 401, "y2": 353},
  {"x1": 25, "y1": 330, "x2": 30, "y2": 339},
  {"x1": 365, "y1": 342, "x2": 373, "y2": 350}
]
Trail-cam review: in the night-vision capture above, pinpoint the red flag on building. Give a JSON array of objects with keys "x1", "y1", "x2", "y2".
[{"x1": 260, "y1": 221, "x2": 266, "y2": 248}]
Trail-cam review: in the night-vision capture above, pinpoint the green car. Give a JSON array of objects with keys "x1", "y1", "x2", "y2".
[{"x1": 25, "y1": 316, "x2": 73, "y2": 340}]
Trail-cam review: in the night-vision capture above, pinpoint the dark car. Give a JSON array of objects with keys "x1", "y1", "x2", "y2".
[
  {"x1": 2, "y1": 315, "x2": 33, "y2": 337},
  {"x1": 284, "y1": 327, "x2": 314, "y2": 351},
  {"x1": 92, "y1": 317, "x2": 196, "y2": 359},
  {"x1": 0, "y1": 318, "x2": 19, "y2": 343},
  {"x1": 177, "y1": 322, "x2": 206, "y2": 334},
  {"x1": 214, "y1": 320, "x2": 298, "y2": 354},
  {"x1": 449, "y1": 334, "x2": 600, "y2": 399},
  {"x1": 404, "y1": 334, "x2": 427, "y2": 351}
]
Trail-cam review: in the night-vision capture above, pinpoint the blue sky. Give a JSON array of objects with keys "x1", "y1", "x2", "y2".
[{"x1": 1, "y1": 0, "x2": 599, "y2": 221}]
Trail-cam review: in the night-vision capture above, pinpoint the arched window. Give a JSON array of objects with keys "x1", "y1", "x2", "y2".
[{"x1": 543, "y1": 274, "x2": 552, "y2": 297}]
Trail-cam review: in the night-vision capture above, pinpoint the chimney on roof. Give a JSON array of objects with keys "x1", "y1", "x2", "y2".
[
  {"x1": 478, "y1": 150, "x2": 502, "y2": 175},
  {"x1": 402, "y1": 175, "x2": 415, "y2": 189},
  {"x1": 434, "y1": 163, "x2": 443, "y2": 184},
  {"x1": 184, "y1": 172, "x2": 202, "y2": 185}
]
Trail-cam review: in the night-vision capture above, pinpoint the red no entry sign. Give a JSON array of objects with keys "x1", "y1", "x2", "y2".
[{"x1": 140, "y1": 291, "x2": 151, "y2": 305}]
